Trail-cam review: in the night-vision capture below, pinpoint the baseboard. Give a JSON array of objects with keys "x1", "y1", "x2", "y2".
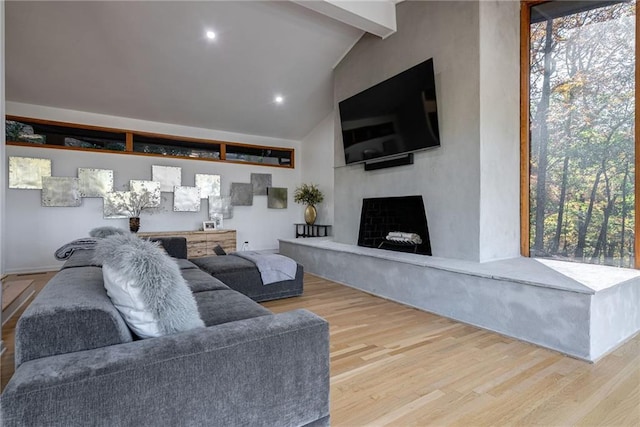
[{"x1": 5, "y1": 265, "x2": 61, "y2": 275}]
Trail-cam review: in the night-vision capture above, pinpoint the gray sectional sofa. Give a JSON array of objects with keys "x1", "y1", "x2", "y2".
[
  {"x1": 0, "y1": 247, "x2": 329, "y2": 426},
  {"x1": 190, "y1": 255, "x2": 304, "y2": 302}
]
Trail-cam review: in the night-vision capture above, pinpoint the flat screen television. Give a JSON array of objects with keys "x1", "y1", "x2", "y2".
[{"x1": 338, "y1": 58, "x2": 440, "y2": 165}]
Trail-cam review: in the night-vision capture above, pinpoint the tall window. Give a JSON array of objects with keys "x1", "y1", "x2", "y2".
[{"x1": 524, "y1": 0, "x2": 636, "y2": 267}]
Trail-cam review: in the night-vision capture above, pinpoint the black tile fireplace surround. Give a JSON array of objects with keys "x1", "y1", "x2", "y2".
[{"x1": 358, "y1": 195, "x2": 432, "y2": 255}]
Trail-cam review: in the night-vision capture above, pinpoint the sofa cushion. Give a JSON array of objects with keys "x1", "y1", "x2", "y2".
[
  {"x1": 148, "y1": 236, "x2": 188, "y2": 259},
  {"x1": 181, "y1": 268, "x2": 231, "y2": 293},
  {"x1": 194, "y1": 290, "x2": 272, "y2": 326},
  {"x1": 95, "y1": 234, "x2": 204, "y2": 339},
  {"x1": 15, "y1": 266, "x2": 133, "y2": 368},
  {"x1": 176, "y1": 259, "x2": 199, "y2": 270},
  {"x1": 189, "y1": 255, "x2": 304, "y2": 302},
  {"x1": 191, "y1": 255, "x2": 256, "y2": 275}
]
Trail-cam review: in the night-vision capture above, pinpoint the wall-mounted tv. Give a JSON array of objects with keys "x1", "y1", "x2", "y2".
[{"x1": 338, "y1": 58, "x2": 440, "y2": 165}]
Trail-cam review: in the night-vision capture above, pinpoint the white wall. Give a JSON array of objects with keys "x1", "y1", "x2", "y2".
[
  {"x1": 1, "y1": 0, "x2": 6, "y2": 358},
  {"x1": 5, "y1": 103, "x2": 302, "y2": 273},
  {"x1": 300, "y1": 112, "x2": 335, "y2": 226},
  {"x1": 478, "y1": 1, "x2": 520, "y2": 262},
  {"x1": 333, "y1": 1, "x2": 482, "y2": 260}
]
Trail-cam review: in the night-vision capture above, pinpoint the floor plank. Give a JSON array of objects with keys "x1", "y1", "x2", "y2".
[
  {"x1": 2, "y1": 271, "x2": 639, "y2": 426},
  {"x1": 262, "y1": 274, "x2": 640, "y2": 426}
]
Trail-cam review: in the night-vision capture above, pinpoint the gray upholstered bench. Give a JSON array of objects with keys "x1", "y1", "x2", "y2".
[{"x1": 189, "y1": 255, "x2": 304, "y2": 302}]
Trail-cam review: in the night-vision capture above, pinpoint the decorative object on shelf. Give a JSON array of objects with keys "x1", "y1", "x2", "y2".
[
  {"x1": 251, "y1": 173, "x2": 272, "y2": 195},
  {"x1": 8, "y1": 156, "x2": 52, "y2": 189},
  {"x1": 209, "y1": 196, "x2": 233, "y2": 219},
  {"x1": 151, "y1": 165, "x2": 182, "y2": 192},
  {"x1": 129, "y1": 217, "x2": 141, "y2": 233},
  {"x1": 195, "y1": 174, "x2": 221, "y2": 199},
  {"x1": 41, "y1": 177, "x2": 82, "y2": 207},
  {"x1": 230, "y1": 183, "x2": 254, "y2": 206},
  {"x1": 203, "y1": 220, "x2": 216, "y2": 230},
  {"x1": 294, "y1": 183, "x2": 324, "y2": 225},
  {"x1": 130, "y1": 180, "x2": 161, "y2": 207},
  {"x1": 267, "y1": 187, "x2": 288, "y2": 209},
  {"x1": 78, "y1": 168, "x2": 114, "y2": 197},
  {"x1": 6, "y1": 120, "x2": 46, "y2": 144},
  {"x1": 211, "y1": 213, "x2": 224, "y2": 229},
  {"x1": 173, "y1": 186, "x2": 201, "y2": 212}
]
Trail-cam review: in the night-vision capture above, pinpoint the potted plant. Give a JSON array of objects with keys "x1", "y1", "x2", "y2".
[
  {"x1": 294, "y1": 183, "x2": 324, "y2": 225},
  {"x1": 109, "y1": 189, "x2": 161, "y2": 232}
]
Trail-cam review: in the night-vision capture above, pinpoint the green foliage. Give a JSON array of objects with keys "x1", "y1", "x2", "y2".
[
  {"x1": 528, "y1": 1, "x2": 636, "y2": 267},
  {"x1": 293, "y1": 183, "x2": 324, "y2": 205}
]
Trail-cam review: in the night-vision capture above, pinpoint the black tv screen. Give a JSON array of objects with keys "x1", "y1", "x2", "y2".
[{"x1": 338, "y1": 58, "x2": 440, "y2": 165}]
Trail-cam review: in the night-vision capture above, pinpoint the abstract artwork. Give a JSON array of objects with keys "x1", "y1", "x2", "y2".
[
  {"x1": 8, "y1": 156, "x2": 52, "y2": 189},
  {"x1": 195, "y1": 173, "x2": 221, "y2": 199},
  {"x1": 251, "y1": 173, "x2": 272, "y2": 196},
  {"x1": 174, "y1": 186, "x2": 201, "y2": 212},
  {"x1": 130, "y1": 180, "x2": 161, "y2": 207},
  {"x1": 103, "y1": 191, "x2": 131, "y2": 219},
  {"x1": 267, "y1": 187, "x2": 288, "y2": 209},
  {"x1": 209, "y1": 196, "x2": 233, "y2": 219},
  {"x1": 230, "y1": 183, "x2": 253, "y2": 206},
  {"x1": 152, "y1": 165, "x2": 181, "y2": 192},
  {"x1": 41, "y1": 177, "x2": 81, "y2": 207},
  {"x1": 78, "y1": 168, "x2": 114, "y2": 198}
]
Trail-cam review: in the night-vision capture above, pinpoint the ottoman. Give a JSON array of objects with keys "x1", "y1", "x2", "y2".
[{"x1": 189, "y1": 254, "x2": 303, "y2": 302}]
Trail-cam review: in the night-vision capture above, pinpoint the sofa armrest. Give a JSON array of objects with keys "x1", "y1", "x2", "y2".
[{"x1": 1, "y1": 309, "x2": 329, "y2": 427}]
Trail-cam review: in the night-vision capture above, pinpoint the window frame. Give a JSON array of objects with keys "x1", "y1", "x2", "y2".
[
  {"x1": 5, "y1": 115, "x2": 296, "y2": 169},
  {"x1": 519, "y1": 0, "x2": 640, "y2": 268}
]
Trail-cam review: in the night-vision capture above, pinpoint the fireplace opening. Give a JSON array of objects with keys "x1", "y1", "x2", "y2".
[{"x1": 358, "y1": 196, "x2": 432, "y2": 255}]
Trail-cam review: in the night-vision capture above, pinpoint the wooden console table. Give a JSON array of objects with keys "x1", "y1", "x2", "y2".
[
  {"x1": 139, "y1": 230, "x2": 236, "y2": 258},
  {"x1": 295, "y1": 224, "x2": 331, "y2": 238}
]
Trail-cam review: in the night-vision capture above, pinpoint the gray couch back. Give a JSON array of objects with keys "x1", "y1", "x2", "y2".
[{"x1": 15, "y1": 264, "x2": 133, "y2": 368}]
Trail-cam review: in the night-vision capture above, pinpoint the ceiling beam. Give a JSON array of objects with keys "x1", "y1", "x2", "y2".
[{"x1": 293, "y1": 0, "x2": 397, "y2": 39}]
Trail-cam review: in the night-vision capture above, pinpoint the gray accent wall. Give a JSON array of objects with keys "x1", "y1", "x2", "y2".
[
  {"x1": 333, "y1": 1, "x2": 520, "y2": 262},
  {"x1": 478, "y1": 1, "x2": 520, "y2": 261}
]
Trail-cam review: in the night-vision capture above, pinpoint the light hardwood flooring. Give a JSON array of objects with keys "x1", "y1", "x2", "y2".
[
  {"x1": 2, "y1": 272, "x2": 639, "y2": 425},
  {"x1": 1, "y1": 271, "x2": 57, "y2": 391}
]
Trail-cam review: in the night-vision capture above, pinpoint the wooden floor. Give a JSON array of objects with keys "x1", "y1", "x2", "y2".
[
  {"x1": 1, "y1": 271, "x2": 57, "y2": 391},
  {"x1": 2, "y1": 272, "x2": 639, "y2": 426},
  {"x1": 263, "y1": 274, "x2": 640, "y2": 426}
]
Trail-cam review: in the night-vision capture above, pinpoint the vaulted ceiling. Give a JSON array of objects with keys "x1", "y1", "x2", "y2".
[{"x1": 5, "y1": 1, "x2": 385, "y2": 140}]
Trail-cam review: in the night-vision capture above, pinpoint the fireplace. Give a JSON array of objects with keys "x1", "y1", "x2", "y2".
[{"x1": 358, "y1": 196, "x2": 431, "y2": 255}]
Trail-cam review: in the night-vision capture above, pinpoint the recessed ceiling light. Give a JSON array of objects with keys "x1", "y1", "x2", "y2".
[
  {"x1": 206, "y1": 31, "x2": 216, "y2": 40},
  {"x1": 274, "y1": 95, "x2": 284, "y2": 104}
]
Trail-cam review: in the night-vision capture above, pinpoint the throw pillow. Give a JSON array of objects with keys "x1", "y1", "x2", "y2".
[
  {"x1": 90, "y1": 226, "x2": 127, "y2": 238},
  {"x1": 213, "y1": 244, "x2": 227, "y2": 256},
  {"x1": 94, "y1": 234, "x2": 204, "y2": 338}
]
